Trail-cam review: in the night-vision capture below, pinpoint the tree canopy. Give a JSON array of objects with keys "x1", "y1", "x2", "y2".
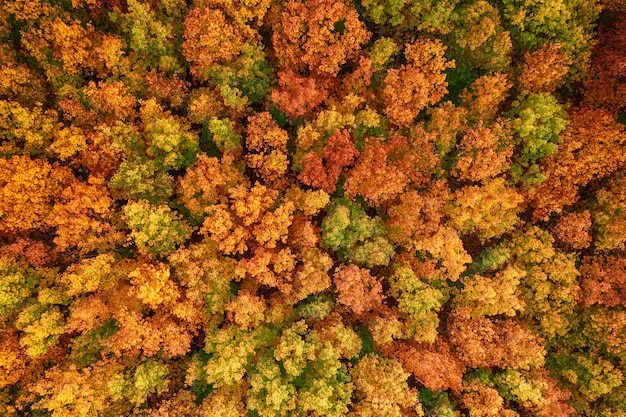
[{"x1": 1, "y1": 0, "x2": 626, "y2": 416}]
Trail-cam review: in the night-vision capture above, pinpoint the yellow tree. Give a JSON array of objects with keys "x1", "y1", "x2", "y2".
[
  {"x1": 447, "y1": 177, "x2": 524, "y2": 242},
  {"x1": 350, "y1": 354, "x2": 423, "y2": 417}
]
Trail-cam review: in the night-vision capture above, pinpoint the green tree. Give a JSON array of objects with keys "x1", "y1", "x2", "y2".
[
  {"x1": 321, "y1": 198, "x2": 394, "y2": 267},
  {"x1": 507, "y1": 94, "x2": 568, "y2": 187},
  {"x1": 501, "y1": 0, "x2": 600, "y2": 82},
  {"x1": 124, "y1": 201, "x2": 192, "y2": 256},
  {"x1": 388, "y1": 264, "x2": 450, "y2": 343},
  {"x1": 0, "y1": 255, "x2": 38, "y2": 317}
]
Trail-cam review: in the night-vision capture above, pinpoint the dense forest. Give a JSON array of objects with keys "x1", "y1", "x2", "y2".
[{"x1": 1, "y1": 0, "x2": 626, "y2": 415}]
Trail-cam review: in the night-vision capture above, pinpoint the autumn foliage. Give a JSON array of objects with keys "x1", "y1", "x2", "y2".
[{"x1": 1, "y1": 0, "x2": 626, "y2": 416}]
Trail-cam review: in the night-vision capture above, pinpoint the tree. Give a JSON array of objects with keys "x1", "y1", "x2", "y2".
[
  {"x1": 202, "y1": 321, "x2": 355, "y2": 417},
  {"x1": 202, "y1": 324, "x2": 276, "y2": 388},
  {"x1": 205, "y1": 117, "x2": 243, "y2": 157},
  {"x1": 202, "y1": 0, "x2": 273, "y2": 28},
  {"x1": 209, "y1": 43, "x2": 273, "y2": 111},
  {"x1": 109, "y1": 157, "x2": 176, "y2": 205},
  {"x1": 388, "y1": 340, "x2": 466, "y2": 392},
  {"x1": 269, "y1": 321, "x2": 354, "y2": 416},
  {"x1": 290, "y1": 246, "x2": 335, "y2": 301},
  {"x1": 321, "y1": 198, "x2": 394, "y2": 267},
  {"x1": 518, "y1": 43, "x2": 571, "y2": 95},
  {"x1": 226, "y1": 290, "x2": 267, "y2": 330},
  {"x1": 299, "y1": 129, "x2": 360, "y2": 193},
  {"x1": 384, "y1": 180, "x2": 448, "y2": 250},
  {"x1": 198, "y1": 183, "x2": 295, "y2": 275},
  {"x1": 187, "y1": 87, "x2": 225, "y2": 124},
  {"x1": 198, "y1": 383, "x2": 247, "y2": 417},
  {"x1": 182, "y1": 7, "x2": 244, "y2": 81},
  {"x1": 272, "y1": 69, "x2": 330, "y2": 119},
  {"x1": 447, "y1": 177, "x2": 524, "y2": 242},
  {"x1": 507, "y1": 93, "x2": 568, "y2": 187},
  {"x1": 552, "y1": 211, "x2": 592, "y2": 250},
  {"x1": 383, "y1": 39, "x2": 454, "y2": 127},
  {"x1": 17, "y1": 11, "x2": 95, "y2": 88},
  {"x1": 129, "y1": 262, "x2": 180, "y2": 310},
  {"x1": 388, "y1": 264, "x2": 449, "y2": 343},
  {"x1": 15, "y1": 302, "x2": 66, "y2": 358},
  {"x1": 79, "y1": 79, "x2": 138, "y2": 124},
  {"x1": 584, "y1": 19, "x2": 626, "y2": 113},
  {"x1": 0, "y1": 101, "x2": 56, "y2": 158},
  {"x1": 412, "y1": 227, "x2": 472, "y2": 282},
  {"x1": 447, "y1": 311, "x2": 546, "y2": 370},
  {"x1": 344, "y1": 137, "x2": 410, "y2": 206},
  {"x1": 168, "y1": 239, "x2": 239, "y2": 321},
  {"x1": 550, "y1": 351, "x2": 624, "y2": 405},
  {"x1": 0, "y1": 254, "x2": 39, "y2": 317},
  {"x1": 452, "y1": 123, "x2": 514, "y2": 182},
  {"x1": 111, "y1": 0, "x2": 185, "y2": 74},
  {"x1": 360, "y1": 0, "x2": 458, "y2": 34},
  {"x1": 500, "y1": 0, "x2": 600, "y2": 83},
  {"x1": 272, "y1": 0, "x2": 370, "y2": 77},
  {"x1": 108, "y1": 359, "x2": 170, "y2": 408},
  {"x1": 124, "y1": 201, "x2": 192, "y2": 257},
  {"x1": 177, "y1": 153, "x2": 246, "y2": 221},
  {"x1": 424, "y1": 102, "x2": 468, "y2": 157},
  {"x1": 59, "y1": 253, "x2": 120, "y2": 297},
  {"x1": 453, "y1": 267, "x2": 526, "y2": 318},
  {"x1": 0, "y1": 47, "x2": 47, "y2": 107},
  {"x1": 0, "y1": 156, "x2": 68, "y2": 235},
  {"x1": 530, "y1": 107, "x2": 626, "y2": 220},
  {"x1": 49, "y1": 176, "x2": 124, "y2": 254},
  {"x1": 345, "y1": 132, "x2": 441, "y2": 206},
  {"x1": 449, "y1": 0, "x2": 513, "y2": 72},
  {"x1": 350, "y1": 354, "x2": 423, "y2": 417},
  {"x1": 245, "y1": 112, "x2": 289, "y2": 184},
  {"x1": 333, "y1": 264, "x2": 383, "y2": 316},
  {"x1": 105, "y1": 308, "x2": 193, "y2": 358},
  {"x1": 461, "y1": 381, "x2": 519, "y2": 417},
  {"x1": 140, "y1": 99, "x2": 200, "y2": 171},
  {"x1": 500, "y1": 226, "x2": 580, "y2": 339},
  {"x1": 593, "y1": 171, "x2": 626, "y2": 252},
  {"x1": 29, "y1": 363, "x2": 117, "y2": 417},
  {"x1": 0, "y1": 329, "x2": 28, "y2": 395},
  {"x1": 76, "y1": 122, "x2": 127, "y2": 180},
  {"x1": 460, "y1": 73, "x2": 512, "y2": 124},
  {"x1": 579, "y1": 254, "x2": 626, "y2": 308}
]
